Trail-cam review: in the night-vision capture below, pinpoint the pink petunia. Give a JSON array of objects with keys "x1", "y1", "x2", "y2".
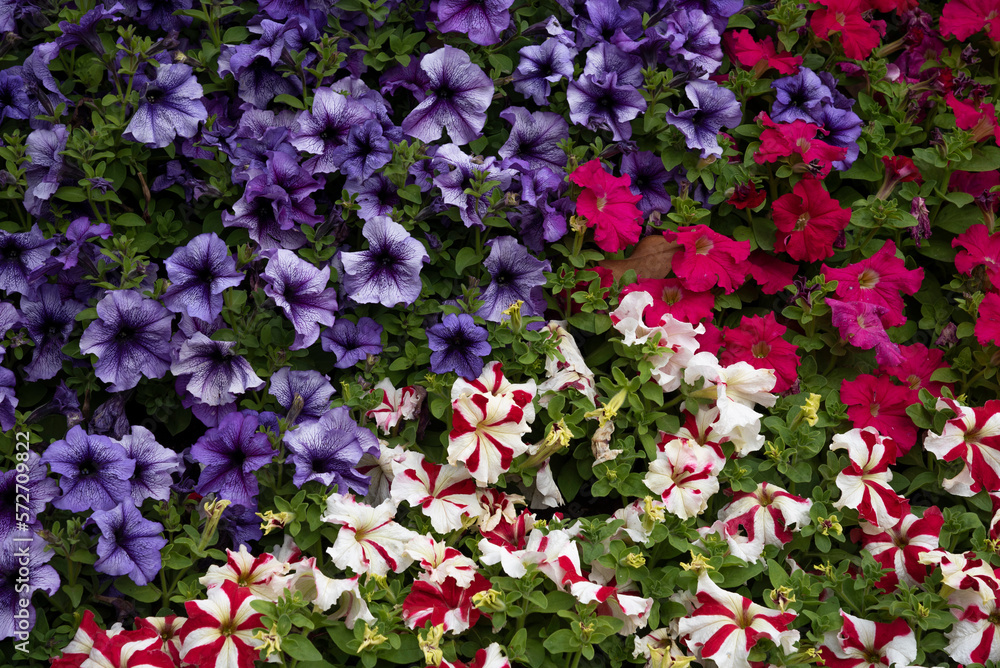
[
  {"x1": 620, "y1": 278, "x2": 716, "y2": 325},
  {"x1": 948, "y1": 93, "x2": 1000, "y2": 144},
  {"x1": 840, "y1": 374, "x2": 919, "y2": 453},
  {"x1": 830, "y1": 427, "x2": 910, "y2": 528},
  {"x1": 976, "y1": 292, "x2": 1000, "y2": 346},
  {"x1": 954, "y1": 224, "x2": 1000, "y2": 289},
  {"x1": 744, "y1": 250, "x2": 798, "y2": 294},
  {"x1": 721, "y1": 313, "x2": 800, "y2": 393},
  {"x1": 823, "y1": 240, "x2": 923, "y2": 328},
  {"x1": 723, "y1": 30, "x2": 802, "y2": 76},
  {"x1": 883, "y1": 343, "x2": 951, "y2": 396},
  {"x1": 753, "y1": 112, "x2": 847, "y2": 178},
  {"x1": 665, "y1": 225, "x2": 751, "y2": 294},
  {"x1": 569, "y1": 159, "x2": 643, "y2": 253},
  {"x1": 826, "y1": 299, "x2": 904, "y2": 367}
]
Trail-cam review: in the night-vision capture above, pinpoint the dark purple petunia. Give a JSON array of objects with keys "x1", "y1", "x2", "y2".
[
  {"x1": 566, "y1": 72, "x2": 647, "y2": 141},
  {"x1": 678, "y1": 0, "x2": 742, "y2": 31},
  {"x1": 50, "y1": 217, "x2": 113, "y2": 272},
  {"x1": 21, "y1": 284, "x2": 84, "y2": 381},
  {"x1": 117, "y1": 425, "x2": 180, "y2": 505},
  {"x1": 0, "y1": 225, "x2": 55, "y2": 298},
  {"x1": 808, "y1": 103, "x2": 862, "y2": 170},
  {"x1": 341, "y1": 216, "x2": 429, "y2": 307},
  {"x1": 23, "y1": 126, "x2": 69, "y2": 218},
  {"x1": 217, "y1": 503, "x2": 263, "y2": 549},
  {"x1": 262, "y1": 250, "x2": 338, "y2": 350},
  {"x1": 0, "y1": 70, "x2": 31, "y2": 121},
  {"x1": 56, "y1": 2, "x2": 123, "y2": 54},
  {"x1": 0, "y1": 367, "x2": 14, "y2": 432},
  {"x1": 92, "y1": 501, "x2": 167, "y2": 586},
  {"x1": 498, "y1": 107, "x2": 570, "y2": 172},
  {"x1": 89, "y1": 392, "x2": 131, "y2": 439},
  {"x1": 427, "y1": 313, "x2": 491, "y2": 379},
  {"x1": 191, "y1": 411, "x2": 274, "y2": 507},
  {"x1": 283, "y1": 406, "x2": 379, "y2": 491},
  {"x1": 770, "y1": 67, "x2": 834, "y2": 124},
  {"x1": 24, "y1": 381, "x2": 83, "y2": 429},
  {"x1": 621, "y1": 151, "x2": 673, "y2": 215},
  {"x1": 290, "y1": 88, "x2": 375, "y2": 174},
  {"x1": 0, "y1": 301, "x2": 18, "y2": 361},
  {"x1": 477, "y1": 236, "x2": 552, "y2": 322},
  {"x1": 0, "y1": 534, "x2": 59, "y2": 641},
  {"x1": 664, "y1": 79, "x2": 742, "y2": 158},
  {"x1": 163, "y1": 233, "x2": 245, "y2": 322},
  {"x1": 124, "y1": 63, "x2": 207, "y2": 149},
  {"x1": 330, "y1": 119, "x2": 393, "y2": 182},
  {"x1": 0, "y1": 452, "x2": 58, "y2": 543},
  {"x1": 79, "y1": 290, "x2": 173, "y2": 391},
  {"x1": 268, "y1": 367, "x2": 336, "y2": 423},
  {"x1": 434, "y1": 143, "x2": 516, "y2": 229},
  {"x1": 436, "y1": 0, "x2": 514, "y2": 45},
  {"x1": 41, "y1": 425, "x2": 136, "y2": 513},
  {"x1": 583, "y1": 42, "x2": 644, "y2": 88},
  {"x1": 574, "y1": 0, "x2": 643, "y2": 45},
  {"x1": 224, "y1": 182, "x2": 311, "y2": 251},
  {"x1": 513, "y1": 38, "x2": 576, "y2": 105},
  {"x1": 658, "y1": 8, "x2": 723, "y2": 78},
  {"x1": 220, "y1": 50, "x2": 303, "y2": 110},
  {"x1": 172, "y1": 333, "x2": 265, "y2": 406},
  {"x1": 346, "y1": 173, "x2": 403, "y2": 221},
  {"x1": 320, "y1": 317, "x2": 384, "y2": 369},
  {"x1": 401, "y1": 46, "x2": 494, "y2": 146}
]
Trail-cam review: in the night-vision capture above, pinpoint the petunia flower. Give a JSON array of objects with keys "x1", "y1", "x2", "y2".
[
  {"x1": 391, "y1": 451, "x2": 480, "y2": 534},
  {"x1": 180, "y1": 580, "x2": 264, "y2": 668},
  {"x1": 772, "y1": 179, "x2": 851, "y2": 263},
  {"x1": 0, "y1": 225, "x2": 55, "y2": 297},
  {"x1": 723, "y1": 30, "x2": 802, "y2": 76},
  {"x1": 658, "y1": 8, "x2": 723, "y2": 77},
  {"x1": 124, "y1": 63, "x2": 207, "y2": 149},
  {"x1": 678, "y1": 572, "x2": 799, "y2": 668},
  {"x1": 92, "y1": 502, "x2": 168, "y2": 586},
  {"x1": 948, "y1": 93, "x2": 1000, "y2": 145},
  {"x1": 884, "y1": 342, "x2": 951, "y2": 396},
  {"x1": 41, "y1": 426, "x2": 136, "y2": 513},
  {"x1": 721, "y1": 313, "x2": 800, "y2": 394},
  {"x1": 401, "y1": 574, "x2": 492, "y2": 634},
  {"x1": 924, "y1": 398, "x2": 1000, "y2": 496},
  {"x1": 826, "y1": 299, "x2": 904, "y2": 367},
  {"x1": 162, "y1": 233, "x2": 244, "y2": 322},
  {"x1": 267, "y1": 367, "x2": 335, "y2": 423},
  {"x1": 953, "y1": 223, "x2": 1000, "y2": 288},
  {"x1": 402, "y1": 46, "x2": 494, "y2": 145},
  {"x1": 621, "y1": 151, "x2": 673, "y2": 215},
  {"x1": 840, "y1": 374, "x2": 918, "y2": 453},
  {"x1": 753, "y1": 112, "x2": 847, "y2": 178},
  {"x1": 718, "y1": 482, "x2": 812, "y2": 548},
  {"x1": 477, "y1": 236, "x2": 551, "y2": 322},
  {"x1": 941, "y1": 0, "x2": 1000, "y2": 42},
  {"x1": 569, "y1": 159, "x2": 643, "y2": 253},
  {"x1": 290, "y1": 88, "x2": 375, "y2": 174},
  {"x1": 341, "y1": 216, "x2": 429, "y2": 307},
  {"x1": 283, "y1": 560, "x2": 375, "y2": 628},
  {"x1": 643, "y1": 437, "x2": 725, "y2": 520},
  {"x1": 498, "y1": 107, "x2": 569, "y2": 172},
  {"x1": 664, "y1": 80, "x2": 742, "y2": 159},
  {"x1": 118, "y1": 425, "x2": 180, "y2": 505},
  {"x1": 620, "y1": 279, "x2": 714, "y2": 326},
  {"x1": 823, "y1": 240, "x2": 923, "y2": 328},
  {"x1": 566, "y1": 72, "x2": 647, "y2": 142},
  {"x1": 23, "y1": 125, "x2": 69, "y2": 218},
  {"x1": 944, "y1": 582, "x2": 1000, "y2": 663},
  {"x1": 0, "y1": 534, "x2": 59, "y2": 641},
  {"x1": 283, "y1": 406, "x2": 379, "y2": 492},
  {"x1": 977, "y1": 292, "x2": 1000, "y2": 346},
  {"x1": 366, "y1": 379, "x2": 422, "y2": 434},
  {"x1": 434, "y1": 143, "x2": 516, "y2": 229},
  {"x1": 321, "y1": 317, "x2": 384, "y2": 369},
  {"x1": 330, "y1": 119, "x2": 393, "y2": 182},
  {"x1": 405, "y1": 535, "x2": 479, "y2": 588},
  {"x1": 172, "y1": 333, "x2": 265, "y2": 406},
  {"x1": 191, "y1": 411, "x2": 274, "y2": 507},
  {"x1": 685, "y1": 358, "x2": 777, "y2": 437},
  {"x1": 439, "y1": 644, "x2": 511, "y2": 668},
  {"x1": 427, "y1": 313, "x2": 492, "y2": 379},
  {"x1": 666, "y1": 225, "x2": 750, "y2": 294},
  {"x1": 436, "y1": 0, "x2": 514, "y2": 45},
  {"x1": 321, "y1": 494, "x2": 418, "y2": 577},
  {"x1": 810, "y1": 0, "x2": 884, "y2": 60},
  {"x1": 200, "y1": 545, "x2": 288, "y2": 600},
  {"x1": 79, "y1": 290, "x2": 174, "y2": 392},
  {"x1": 0, "y1": 452, "x2": 57, "y2": 543},
  {"x1": 819, "y1": 612, "x2": 917, "y2": 668},
  {"x1": 21, "y1": 284, "x2": 83, "y2": 381},
  {"x1": 858, "y1": 507, "x2": 943, "y2": 591},
  {"x1": 512, "y1": 38, "x2": 575, "y2": 105},
  {"x1": 261, "y1": 249, "x2": 338, "y2": 350},
  {"x1": 830, "y1": 427, "x2": 910, "y2": 527},
  {"x1": 134, "y1": 616, "x2": 186, "y2": 667}
]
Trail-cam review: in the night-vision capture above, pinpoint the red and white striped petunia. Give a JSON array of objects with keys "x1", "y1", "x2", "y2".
[
  {"x1": 857, "y1": 507, "x2": 943, "y2": 591},
  {"x1": 179, "y1": 580, "x2": 264, "y2": 668},
  {"x1": 199, "y1": 545, "x2": 288, "y2": 600},
  {"x1": 134, "y1": 616, "x2": 186, "y2": 667},
  {"x1": 52, "y1": 611, "x2": 122, "y2": 668},
  {"x1": 830, "y1": 427, "x2": 910, "y2": 528},
  {"x1": 946, "y1": 586, "x2": 1000, "y2": 664},
  {"x1": 321, "y1": 493, "x2": 418, "y2": 577},
  {"x1": 521, "y1": 527, "x2": 587, "y2": 590},
  {"x1": 451, "y1": 360, "x2": 537, "y2": 423},
  {"x1": 448, "y1": 389, "x2": 531, "y2": 485},
  {"x1": 390, "y1": 451, "x2": 481, "y2": 533},
  {"x1": 366, "y1": 378, "x2": 422, "y2": 434},
  {"x1": 568, "y1": 565, "x2": 653, "y2": 636},
  {"x1": 80, "y1": 628, "x2": 174, "y2": 668},
  {"x1": 643, "y1": 437, "x2": 725, "y2": 520},
  {"x1": 478, "y1": 510, "x2": 535, "y2": 578},
  {"x1": 924, "y1": 398, "x2": 1000, "y2": 496},
  {"x1": 677, "y1": 573, "x2": 799, "y2": 668},
  {"x1": 919, "y1": 550, "x2": 1000, "y2": 604},
  {"x1": 401, "y1": 573, "x2": 492, "y2": 634},
  {"x1": 440, "y1": 643, "x2": 511, "y2": 668},
  {"x1": 717, "y1": 482, "x2": 813, "y2": 548},
  {"x1": 405, "y1": 535, "x2": 479, "y2": 588},
  {"x1": 819, "y1": 611, "x2": 916, "y2": 668},
  {"x1": 283, "y1": 559, "x2": 375, "y2": 628}
]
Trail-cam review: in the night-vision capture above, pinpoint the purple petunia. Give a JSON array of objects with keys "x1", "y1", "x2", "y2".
[
  {"x1": 770, "y1": 67, "x2": 834, "y2": 124},
  {"x1": 117, "y1": 425, "x2": 180, "y2": 505},
  {"x1": 191, "y1": 411, "x2": 274, "y2": 507},
  {"x1": 41, "y1": 426, "x2": 136, "y2": 513},
  {"x1": 659, "y1": 8, "x2": 723, "y2": 78},
  {"x1": 0, "y1": 534, "x2": 59, "y2": 641},
  {"x1": 283, "y1": 406, "x2": 379, "y2": 491},
  {"x1": 23, "y1": 126, "x2": 69, "y2": 218},
  {"x1": 0, "y1": 367, "x2": 14, "y2": 433},
  {"x1": 513, "y1": 38, "x2": 576, "y2": 105},
  {"x1": 436, "y1": 0, "x2": 514, "y2": 45},
  {"x1": 0, "y1": 225, "x2": 55, "y2": 297},
  {"x1": 321, "y1": 317, "x2": 384, "y2": 369},
  {"x1": 477, "y1": 236, "x2": 552, "y2": 322},
  {"x1": 262, "y1": 250, "x2": 338, "y2": 350},
  {"x1": 268, "y1": 367, "x2": 336, "y2": 423},
  {"x1": 92, "y1": 502, "x2": 168, "y2": 586},
  {"x1": 22, "y1": 284, "x2": 84, "y2": 381},
  {"x1": 163, "y1": 233, "x2": 245, "y2": 322},
  {"x1": 566, "y1": 72, "x2": 647, "y2": 141},
  {"x1": 341, "y1": 216, "x2": 429, "y2": 307},
  {"x1": 498, "y1": 107, "x2": 570, "y2": 172},
  {"x1": 427, "y1": 313, "x2": 491, "y2": 379},
  {"x1": 79, "y1": 290, "x2": 174, "y2": 391},
  {"x1": 401, "y1": 46, "x2": 494, "y2": 146},
  {"x1": 172, "y1": 332, "x2": 265, "y2": 406},
  {"x1": 0, "y1": 452, "x2": 58, "y2": 543},
  {"x1": 664, "y1": 79, "x2": 742, "y2": 158},
  {"x1": 622, "y1": 151, "x2": 673, "y2": 215},
  {"x1": 217, "y1": 503, "x2": 263, "y2": 549},
  {"x1": 0, "y1": 70, "x2": 31, "y2": 121},
  {"x1": 290, "y1": 87, "x2": 375, "y2": 174},
  {"x1": 345, "y1": 173, "x2": 402, "y2": 221},
  {"x1": 434, "y1": 143, "x2": 516, "y2": 229},
  {"x1": 124, "y1": 63, "x2": 207, "y2": 149},
  {"x1": 330, "y1": 119, "x2": 393, "y2": 182}
]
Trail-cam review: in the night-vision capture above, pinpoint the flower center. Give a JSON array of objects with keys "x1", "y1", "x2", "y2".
[
  {"x1": 595, "y1": 195, "x2": 608, "y2": 211},
  {"x1": 794, "y1": 213, "x2": 811, "y2": 231},
  {"x1": 870, "y1": 403, "x2": 880, "y2": 417},
  {"x1": 857, "y1": 269, "x2": 880, "y2": 289},
  {"x1": 662, "y1": 286, "x2": 681, "y2": 305},
  {"x1": 694, "y1": 237, "x2": 714, "y2": 255},
  {"x1": 751, "y1": 341, "x2": 771, "y2": 358},
  {"x1": 145, "y1": 89, "x2": 162, "y2": 104}
]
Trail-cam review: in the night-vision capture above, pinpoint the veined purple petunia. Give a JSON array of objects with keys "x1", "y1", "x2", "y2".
[
  {"x1": 566, "y1": 72, "x2": 647, "y2": 141},
  {"x1": 401, "y1": 46, "x2": 494, "y2": 146},
  {"x1": 21, "y1": 284, "x2": 84, "y2": 381},
  {"x1": 123, "y1": 63, "x2": 208, "y2": 149},
  {"x1": 498, "y1": 107, "x2": 570, "y2": 172},
  {"x1": 262, "y1": 249, "x2": 338, "y2": 350},
  {"x1": 191, "y1": 411, "x2": 274, "y2": 507},
  {"x1": 268, "y1": 367, "x2": 336, "y2": 423},
  {"x1": 436, "y1": 0, "x2": 514, "y2": 45},
  {"x1": 79, "y1": 290, "x2": 174, "y2": 391},
  {"x1": 117, "y1": 425, "x2": 180, "y2": 505},
  {"x1": 92, "y1": 502, "x2": 168, "y2": 586},
  {"x1": 283, "y1": 406, "x2": 379, "y2": 491},
  {"x1": 512, "y1": 38, "x2": 576, "y2": 105},
  {"x1": 163, "y1": 232, "x2": 245, "y2": 322},
  {"x1": 341, "y1": 216, "x2": 429, "y2": 307},
  {"x1": 321, "y1": 317, "x2": 384, "y2": 369},
  {"x1": 477, "y1": 236, "x2": 551, "y2": 322},
  {"x1": 434, "y1": 143, "x2": 516, "y2": 229},
  {"x1": 40, "y1": 425, "x2": 136, "y2": 513},
  {"x1": 664, "y1": 79, "x2": 742, "y2": 158},
  {"x1": 0, "y1": 225, "x2": 55, "y2": 297},
  {"x1": 427, "y1": 313, "x2": 491, "y2": 380},
  {"x1": 0, "y1": 534, "x2": 59, "y2": 641},
  {"x1": 290, "y1": 87, "x2": 375, "y2": 174},
  {"x1": 0, "y1": 452, "x2": 57, "y2": 543},
  {"x1": 172, "y1": 332, "x2": 265, "y2": 406}
]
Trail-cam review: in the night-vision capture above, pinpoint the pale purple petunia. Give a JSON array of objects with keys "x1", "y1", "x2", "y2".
[
  {"x1": 123, "y1": 63, "x2": 208, "y2": 149},
  {"x1": 79, "y1": 290, "x2": 174, "y2": 391},
  {"x1": 345, "y1": 173, "x2": 402, "y2": 221},
  {"x1": 330, "y1": 119, "x2": 393, "y2": 182},
  {"x1": 659, "y1": 8, "x2": 723, "y2": 78},
  {"x1": 268, "y1": 367, "x2": 336, "y2": 423},
  {"x1": 23, "y1": 126, "x2": 69, "y2": 218},
  {"x1": 513, "y1": 38, "x2": 576, "y2": 105},
  {"x1": 427, "y1": 313, "x2": 491, "y2": 379},
  {"x1": 92, "y1": 502, "x2": 167, "y2": 586},
  {"x1": 117, "y1": 425, "x2": 180, "y2": 505},
  {"x1": 341, "y1": 216, "x2": 429, "y2": 307},
  {"x1": 583, "y1": 42, "x2": 643, "y2": 87},
  {"x1": 566, "y1": 72, "x2": 647, "y2": 141},
  {"x1": 163, "y1": 233, "x2": 245, "y2": 322},
  {"x1": 664, "y1": 79, "x2": 742, "y2": 158},
  {"x1": 574, "y1": 0, "x2": 643, "y2": 44},
  {"x1": 262, "y1": 250, "x2": 338, "y2": 350},
  {"x1": 0, "y1": 367, "x2": 14, "y2": 432},
  {"x1": 401, "y1": 46, "x2": 494, "y2": 146},
  {"x1": 22, "y1": 284, "x2": 84, "y2": 381},
  {"x1": 0, "y1": 225, "x2": 55, "y2": 297},
  {"x1": 498, "y1": 107, "x2": 570, "y2": 172},
  {"x1": 290, "y1": 87, "x2": 375, "y2": 174},
  {"x1": 321, "y1": 317, "x2": 384, "y2": 369},
  {"x1": 191, "y1": 411, "x2": 274, "y2": 507},
  {"x1": 172, "y1": 332, "x2": 265, "y2": 406},
  {"x1": 41, "y1": 425, "x2": 136, "y2": 513},
  {"x1": 770, "y1": 67, "x2": 834, "y2": 124},
  {"x1": 436, "y1": 0, "x2": 514, "y2": 45},
  {"x1": 0, "y1": 534, "x2": 59, "y2": 641},
  {"x1": 283, "y1": 406, "x2": 379, "y2": 491},
  {"x1": 477, "y1": 236, "x2": 551, "y2": 322},
  {"x1": 434, "y1": 143, "x2": 516, "y2": 229}
]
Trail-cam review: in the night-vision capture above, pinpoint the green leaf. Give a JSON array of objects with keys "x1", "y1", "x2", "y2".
[
  {"x1": 454, "y1": 247, "x2": 481, "y2": 275},
  {"x1": 283, "y1": 636, "x2": 323, "y2": 662},
  {"x1": 542, "y1": 629, "x2": 579, "y2": 654},
  {"x1": 114, "y1": 577, "x2": 162, "y2": 603},
  {"x1": 115, "y1": 213, "x2": 147, "y2": 227},
  {"x1": 54, "y1": 187, "x2": 88, "y2": 203},
  {"x1": 727, "y1": 13, "x2": 755, "y2": 28}
]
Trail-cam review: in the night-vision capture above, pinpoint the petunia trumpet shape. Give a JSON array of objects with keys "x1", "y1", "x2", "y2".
[{"x1": 830, "y1": 427, "x2": 910, "y2": 527}]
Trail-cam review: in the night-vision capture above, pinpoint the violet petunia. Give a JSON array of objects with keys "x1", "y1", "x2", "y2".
[
  {"x1": 498, "y1": 107, "x2": 570, "y2": 172},
  {"x1": 513, "y1": 38, "x2": 576, "y2": 105},
  {"x1": 117, "y1": 425, "x2": 180, "y2": 505},
  {"x1": 583, "y1": 41, "x2": 644, "y2": 88},
  {"x1": 341, "y1": 217, "x2": 429, "y2": 307},
  {"x1": 321, "y1": 317, "x2": 384, "y2": 369},
  {"x1": 92, "y1": 502, "x2": 168, "y2": 586},
  {"x1": 22, "y1": 284, "x2": 84, "y2": 381},
  {"x1": 330, "y1": 119, "x2": 393, "y2": 182},
  {"x1": 217, "y1": 503, "x2": 263, "y2": 549},
  {"x1": 0, "y1": 71, "x2": 31, "y2": 121},
  {"x1": 477, "y1": 236, "x2": 551, "y2": 322},
  {"x1": 427, "y1": 313, "x2": 491, "y2": 379},
  {"x1": 664, "y1": 79, "x2": 742, "y2": 158},
  {"x1": 163, "y1": 233, "x2": 245, "y2": 322},
  {"x1": 0, "y1": 225, "x2": 55, "y2": 297},
  {"x1": 658, "y1": 8, "x2": 723, "y2": 78},
  {"x1": 171, "y1": 332, "x2": 265, "y2": 406},
  {"x1": 345, "y1": 173, "x2": 402, "y2": 221},
  {"x1": 262, "y1": 250, "x2": 338, "y2": 350},
  {"x1": 0, "y1": 452, "x2": 58, "y2": 543},
  {"x1": 0, "y1": 367, "x2": 14, "y2": 432},
  {"x1": 268, "y1": 367, "x2": 336, "y2": 423},
  {"x1": 41, "y1": 425, "x2": 136, "y2": 513},
  {"x1": 23, "y1": 126, "x2": 69, "y2": 218},
  {"x1": 401, "y1": 46, "x2": 494, "y2": 146},
  {"x1": 574, "y1": 0, "x2": 643, "y2": 44},
  {"x1": 191, "y1": 411, "x2": 274, "y2": 507},
  {"x1": 124, "y1": 63, "x2": 208, "y2": 149},
  {"x1": 283, "y1": 406, "x2": 379, "y2": 491},
  {"x1": 566, "y1": 72, "x2": 647, "y2": 141},
  {"x1": 621, "y1": 151, "x2": 673, "y2": 215},
  {"x1": 290, "y1": 87, "x2": 375, "y2": 174},
  {"x1": 0, "y1": 535, "x2": 59, "y2": 641},
  {"x1": 436, "y1": 0, "x2": 514, "y2": 45},
  {"x1": 770, "y1": 67, "x2": 834, "y2": 124},
  {"x1": 434, "y1": 143, "x2": 516, "y2": 229},
  {"x1": 79, "y1": 290, "x2": 174, "y2": 391}
]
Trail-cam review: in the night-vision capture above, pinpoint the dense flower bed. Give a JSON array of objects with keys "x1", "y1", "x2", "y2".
[{"x1": 2, "y1": 0, "x2": 1000, "y2": 667}]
